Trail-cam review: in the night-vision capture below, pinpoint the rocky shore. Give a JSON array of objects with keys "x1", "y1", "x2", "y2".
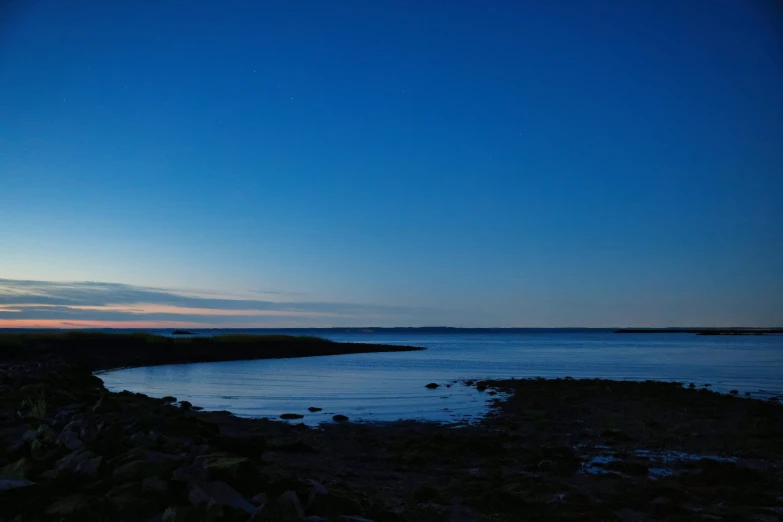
[{"x1": 1, "y1": 334, "x2": 782, "y2": 521}]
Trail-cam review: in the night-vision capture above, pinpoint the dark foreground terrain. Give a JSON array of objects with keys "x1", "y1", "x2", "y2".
[
  {"x1": 1, "y1": 334, "x2": 782, "y2": 521},
  {"x1": 0, "y1": 332, "x2": 424, "y2": 371}
]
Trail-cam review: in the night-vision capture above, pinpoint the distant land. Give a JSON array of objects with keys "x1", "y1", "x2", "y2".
[
  {"x1": 2, "y1": 326, "x2": 781, "y2": 335},
  {"x1": 615, "y1": 328, "x2": 783, "y2": 335},
  {"x1": 0, "y1": 331, "x2": 424, "y2": 372}
]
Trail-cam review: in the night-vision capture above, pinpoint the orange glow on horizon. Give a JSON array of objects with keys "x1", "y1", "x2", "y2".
[
  {"x1": 68, "y1": 303, "x2": 335, "y2": 317},
  {"x1": 0, "y1": 303, "x2": 336, "y2": 318},
  {"x1": 0, "y1": 319, "x2": 211, "y2": 329}
]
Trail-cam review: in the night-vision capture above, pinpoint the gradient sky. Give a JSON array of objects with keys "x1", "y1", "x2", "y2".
[{"x1": 1, "y1": 1, "x2": 782, "y2": 328}]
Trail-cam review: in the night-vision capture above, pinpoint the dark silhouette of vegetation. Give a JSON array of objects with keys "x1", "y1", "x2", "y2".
[{"x1": 0, "y1": 331, "x2": 424, "y2": 371}]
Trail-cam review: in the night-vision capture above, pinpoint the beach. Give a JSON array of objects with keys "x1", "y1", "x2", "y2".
[{"x1": 1, "y1": 333, "x2": 782, "y2": 520}]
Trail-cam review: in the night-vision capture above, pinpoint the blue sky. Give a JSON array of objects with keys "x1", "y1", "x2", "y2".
[{"x1": 1, "y1": 1, "x2": 781, "y2": 327}]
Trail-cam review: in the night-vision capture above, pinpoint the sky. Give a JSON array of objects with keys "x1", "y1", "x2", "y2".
[{"x1": 1, "y1": 1, "x2": 782, "y2": 328}]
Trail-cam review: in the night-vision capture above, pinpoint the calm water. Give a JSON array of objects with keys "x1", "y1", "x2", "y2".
[{"x1": 98, "y1": 332, "x2": 783, "y2": 426}]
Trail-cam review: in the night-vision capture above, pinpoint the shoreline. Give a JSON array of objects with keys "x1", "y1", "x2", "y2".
[
  {"x1": 0, "y1": 332, "x2": 426, "y2": 373},
  {"x1": 615, "y1": 327, "x2": 783, "y2": 335},
  {"x1": 1, "y1": 354, "x2": 781, "y2": 520}
]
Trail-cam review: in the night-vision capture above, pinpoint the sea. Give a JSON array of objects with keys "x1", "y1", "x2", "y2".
[{"x1": 96, "y1": 329, "x2": 783, "y2": 426}]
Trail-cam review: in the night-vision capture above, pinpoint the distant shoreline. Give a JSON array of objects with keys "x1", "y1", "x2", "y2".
[
  {"x1": 3, "y1": 326, "x2": 781, "y2": 335},
  {"x1": 615, "y1": 328, "x2": 783, "y2": 335},
  {"x1": 0, "y1": 331, "x2": 425, "y2": 372}
]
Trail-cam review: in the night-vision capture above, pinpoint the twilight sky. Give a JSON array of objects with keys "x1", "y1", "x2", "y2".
[{"x1": 1, "y1": 1, "x2": 782, "y2": 328}]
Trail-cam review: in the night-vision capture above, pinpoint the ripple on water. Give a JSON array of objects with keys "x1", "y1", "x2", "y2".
[{"x1": 98, "y1": 332, "x2": 783, "y2": 425}]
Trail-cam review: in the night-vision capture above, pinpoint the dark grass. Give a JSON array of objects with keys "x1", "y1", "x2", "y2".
[{"x1": 0, "y1": 331, "x2": 424, "y2": 372}]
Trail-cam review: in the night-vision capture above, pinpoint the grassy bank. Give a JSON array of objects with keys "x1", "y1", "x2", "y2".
[{"x1": 0, "y1": 331, "x2": 424, "y2": 371}]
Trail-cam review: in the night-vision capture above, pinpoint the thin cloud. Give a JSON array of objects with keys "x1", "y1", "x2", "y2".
[
  {"x1": 252, "y1": 288, "x2": 306, "y2": 297},
  {"x1": 0, "y1": 278, "x2": 419, "y2": 328}
]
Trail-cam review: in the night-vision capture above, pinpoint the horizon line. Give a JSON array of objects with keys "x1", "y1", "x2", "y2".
[{"x1": 1, "y1": 325, "x2": 781, "y2": 331}]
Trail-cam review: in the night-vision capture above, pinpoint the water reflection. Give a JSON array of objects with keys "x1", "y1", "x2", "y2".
[{"x1": 98, "y1": 333, "x2": 783, "y2": 426}]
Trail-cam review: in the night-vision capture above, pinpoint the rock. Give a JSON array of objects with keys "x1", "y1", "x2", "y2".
[
  {"x1": 200, "y1": 454, "x2": 249, "y2": 471},
  {"x1": 0, "y1": 478, "x2": 34, "y2": 490},
  {"x1": 281, "y1": 413, "x2": 304, "y2": 420},
  {"x1": 213, "y1": 434, "x2": 267, "y2": 459},
  {"x1": 46, "y1": 494, "x2": 98, "y2": 516},
  {"x1": 163, "y1": 505, "x2": 224, "y2": 522},
  {"x1": 62, "y1": 418, "x2": 98, "y2": 443},
  {"x1": 200, "y1": 455, "x2": 261, "y2": 493},
  {"x1": 1, "y1": 457, "x2": 33, "y2": 479},
  {"x1": 615, "y1": 509, "x2": 647, "y2": 522},
  {"x1": 142, "y1": 475, "x2": 169, "y2": 493},
  {"x1": 39, "y1": 469, "x2": 61, "y2": 480},
  {"x1": 30, "y1": 438, "x2": 56, "y2": 461},
  {"x1": 4, "y1": 424, "x2": 32, "y2": 454},
  {"x1": 425, "y1": 383, "x2": 440, "y2": 389},
  {"x1": 267, "y1": 438, "x2": 316, "y2": 453},
  {"x1": 549, "y1": 492, "x2": 566, "y2": 504},
  {"x1": 749, "y1": 515, "x2": 778, "y2": 522},
  {"x1": 162, "y1": 396, "x2": 177, "y2": 403},
  {"x1": 729, "y1": 389, "x2": 738, "y2": 395},
  {"x1": 57, "y1": 428, "x2": 85, "y2": 451},
  {"x1": 107, "y1": 482, "x2": 143, "y2": 510},
  {"x1": 113, "y1": 459, "x2": 176, "y2": 482},
  {"x1": 306, "y1": 484, "x2": 363, "y2": 517},
  {"x1": 36, "y1": 423, "x2": 58, "y2": 444},
  {"x1": 308, "y1": 407, "x2": 322, "y2": 412},
  {"x1": 188, "y1": 480, "x2": 256, "y2": 514},
  {"x1": 252, "y1": 492, "x2": 267, "y2": 506},
  {"x1": 180, "y1": 400, "x2": 193, "y2": 410},
  {"x1": 80, "y1": 422, "x2": 99, "y2": 443},
  {"x1": 306, "y1": 479, "x2": 329, "y2": 507},
  {"x1": 57, "y1": 449, "x2": 101, "y2": 473},
  {"x1": 52, "y1": 387, "x2": 77, "y2": 401},
  {"x1": 75, "y1": 455, "x2": 103, "y2": 476},
  {"x1": 52, "y1": 404, "x2": 81, "y2": 423},
  {"x1": 173, "y1": 461, "x2": 209, "y2": 483},
  {"x1": 92, "y1": 394, "x2": 106, "y2": 412},
  {"x1": 277, "y1": 490, "x2": 305, "y2": 521},
  {"x1": 144, "y1": 450, "x2": 187, "y2": 463},
  {"x1": 601, "y1": 429, "x2": 635, "y2": 443},
  {"x1": 131, "y1": 431, "x2": 151, "y2": 445},
  {"x1": 21, "y1": 428, "x2": 39, "y2": 442},
  {"x1": 332, "y1": 415, "x2": 349, "y2": 422},
  {"x1": 411, "y1": 484, "x2": 442, "y2": 503}
]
